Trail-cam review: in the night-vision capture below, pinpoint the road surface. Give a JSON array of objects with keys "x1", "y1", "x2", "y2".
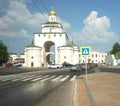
[{"x1": 0, "y1": 67, "x2": 78, "y2": 106}]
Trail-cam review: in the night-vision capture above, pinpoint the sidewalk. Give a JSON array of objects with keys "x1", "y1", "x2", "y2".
[{"x1": 74, "y1": 72, "x2": 120, "y2": 106}]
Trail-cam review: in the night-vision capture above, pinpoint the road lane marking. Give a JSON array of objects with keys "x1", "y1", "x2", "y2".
[
  {"x1": 70, "y1": 75, "x2": 77, "y2": 81},
  {"x1": 31, "y1": 75, "x2": 49, "y2": 81},
  {"x1": 1, "y1": 78, "x2": 14, "y2": 81},
  {"x1": 21, "y1": 75, "x2": 37, "y2": 81},
  {"x1": 60, "y1": 75, "x2": 69, "y2": 81},
  {"x1": 51, "y1": 75, "x2": 63, "y2": 81},
  {"x1": 12, "y1": 75, "x2": 33, "y2": 81},
  {"x1": 0, "y1": 74, "x2": 77, "y2": 82},
  {"x1": 41, "y1": 75, "x2": 56, "y2": 82},
  {"x1": 1, "y1": 76, "x2": 21, "y2": 81}
]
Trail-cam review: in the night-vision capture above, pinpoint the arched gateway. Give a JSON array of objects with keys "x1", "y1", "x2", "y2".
[
  {"x1": 44, "y1": 41, "x2": 55, "y2": 66},
  {"x1": 24, "y1": 9, "x2": 79, "y2": 67}
]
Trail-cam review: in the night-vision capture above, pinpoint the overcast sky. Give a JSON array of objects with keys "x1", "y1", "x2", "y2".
[{"x1": 0, "y1": 0, "x2": 120, "y2": 54}]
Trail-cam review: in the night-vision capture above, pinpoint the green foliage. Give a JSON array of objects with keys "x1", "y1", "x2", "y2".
[
  {"x1": 0, "y1": 40, "x2": 9, "y2": 64},
  {"x1": 115, "y1": 51, "x2": 120, "y2": 59},
  {"x1": 110, "y1": 42, "x2": 120, "y2": 54},
  {"x1": 110, "y1": 42, "x2": 120, "y2": 59}
]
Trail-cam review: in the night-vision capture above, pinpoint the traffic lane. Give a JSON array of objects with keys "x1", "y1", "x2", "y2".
[
  {"x1": 0, "y1": 68, "x2": 91, "y2": 90},
  {"x1": 0, "y1": 79, "x2": 64, "y2": 106},
  {"x1": 0, "y1": 68, "x2": 75, "y2": 90},
  {"x1": 0, "y1": 67, "x2": 47, "y2": 75},
  {"x1": 0, "y1": 69, "x2": 77, "y2": 106},
  {"x1": 0, "y1": 67, "x2": 70, "y2": 75},
  {"x1": 0, "y1": 67, "x2": 81, "y2": 79},
  {"x1": 35, "y1": 81, "x2": 75, "y2": 106}
]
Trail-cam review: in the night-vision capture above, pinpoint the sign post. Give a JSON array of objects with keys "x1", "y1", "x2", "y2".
[{"x1": 80, "y1": 46, "x2": 91, "y2": 80}]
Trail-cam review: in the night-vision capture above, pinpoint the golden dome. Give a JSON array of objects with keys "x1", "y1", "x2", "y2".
[{"x1": 49, "y1": 10, "x2": 56, "y2": 16}]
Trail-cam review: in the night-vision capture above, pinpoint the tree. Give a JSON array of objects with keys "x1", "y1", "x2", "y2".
[
  {"x1": 0, "y1": 40, "x2": 9, "y2": 65},
  {"x1": 110, "y1": 42, "x2": 120, "y2": 54}
]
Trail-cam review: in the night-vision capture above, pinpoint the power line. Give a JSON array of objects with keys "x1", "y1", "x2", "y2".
[
  {"x1": 31, "y1": 0, "x2": 43, "y2": 14},
  {"x1": 40, "y1": 0, "x2": 49, "y2": 13},
  {"x1": 31, "y1": 0, "x2": 48, "y2": 20}
]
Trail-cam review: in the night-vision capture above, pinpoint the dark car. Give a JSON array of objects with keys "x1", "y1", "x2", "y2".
[
  {"x1": 70, "y1": 64, "x2": 81, "y2": 72},
  {"x1": 80, "y1": 63, "x2": 91, "y2": 70},
  {"x1": 62, "y1": 62, "x2": 73, "y2": 67},
  {"x1": 80, "y1": 63, "x2": 86, "y2": 70}
]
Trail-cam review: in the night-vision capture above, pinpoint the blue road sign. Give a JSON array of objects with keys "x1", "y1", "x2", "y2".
[{"x1": 80, "y1": 46, "x2": 91, "y2": 56}]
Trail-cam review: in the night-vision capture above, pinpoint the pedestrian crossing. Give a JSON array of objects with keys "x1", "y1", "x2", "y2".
[{"x1": 0, "y1": 74, "x2": 77, "y2": 82}]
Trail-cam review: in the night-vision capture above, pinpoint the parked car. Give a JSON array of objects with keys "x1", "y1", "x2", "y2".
[
  {"x1": 80, "y1": 63, "x2": 86, "y2": 70},
  {"x1": 92, "y1": 63, "x2": 98, "y2": 67},
  {"x1": 70, "y1": 64, "x2": 81, "y2": 72},
  {"x1": 13, "y1": 63, "x2": 22, "y2": 67},
  {"x1": 48, "y1": 64, "x2": 63, "y2": 68},
  {"x1": 3, "y1": 62, "x2": 13, "y2": 67},
  {"x1": 62, "y1": 62, "x2": 73, "y2": 67},
  {"x1": 80, "y1": 63, "x2": 91, "y2": 70}
]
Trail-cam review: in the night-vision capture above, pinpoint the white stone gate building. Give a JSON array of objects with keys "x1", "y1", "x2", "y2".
[{"x1": 24, "y1": 9, "x2": 79, "y2": 67}]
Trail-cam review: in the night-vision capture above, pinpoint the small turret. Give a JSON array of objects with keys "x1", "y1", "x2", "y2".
[{"x1": 48, "y1": 8, "x2": 57, "y2": 22}]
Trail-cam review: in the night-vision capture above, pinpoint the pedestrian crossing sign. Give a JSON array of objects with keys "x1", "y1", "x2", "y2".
[{"x1": 80, "y1": 46, "x2": 91, "y2": 56}]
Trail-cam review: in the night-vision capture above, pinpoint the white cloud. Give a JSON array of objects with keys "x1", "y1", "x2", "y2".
[
  {"x1": 0, "y1": 1, "x2": 48, "y2": 39},
  {"x1": 0, "y1": 1, "x2": 70, "y2": 38},
  {"x1": 58, "y1": 17, "x2": 71, "y2": 30},
  {"x1": 72, "y1": 11, "x2": 119, "y2": 51},
  {"x1": 0, "y1": 1, "x2": 71, "y2": 53}
]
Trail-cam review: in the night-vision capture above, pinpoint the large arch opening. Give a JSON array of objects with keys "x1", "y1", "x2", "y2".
[{"x1": 44, "y1": 41, "x2": 55, "y2": 66}]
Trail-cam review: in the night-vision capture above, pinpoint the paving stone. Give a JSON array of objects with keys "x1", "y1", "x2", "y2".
[{"x1": 75, "y1": 72, "x2": 120, "y2": 106}]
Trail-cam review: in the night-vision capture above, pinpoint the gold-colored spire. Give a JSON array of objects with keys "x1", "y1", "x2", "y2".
[{"x1": 49, "y1": 7, "x2": 56, "y2": 16}]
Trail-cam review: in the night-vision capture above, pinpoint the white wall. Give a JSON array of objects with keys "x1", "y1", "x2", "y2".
[
  {"x1": 25, "y1": 47, "x2": 42, "y2": 67},
  {"x1": 80, "y1": 51, "x2": 107, "y2": 64},
  {"x1": 105, "y1": 54, "x2": 120, "y2": 66},
  {"x1": 58, "y1": 45, "x2": 79, "y2": 64}
]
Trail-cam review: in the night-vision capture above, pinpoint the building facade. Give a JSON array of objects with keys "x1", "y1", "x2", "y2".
[
  {"x1": 80, "y1": 50, "x2": 107, "y2": 64},
  {"x1": 105, "y1": 54, "x2": 120, "y2": 66},
  {"x1": 24, "y1": 9, "x2": 79, "y2": 67}
]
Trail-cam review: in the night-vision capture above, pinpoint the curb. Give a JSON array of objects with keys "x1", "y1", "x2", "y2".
[
  {"x1": 83, "y1": 80, "x2": 96, "y2": 106},
  {"x1": 74, "y1": 78, "x2": 96, "y2": 106},
  {"x1": 73, "y1": 80, "x2": 77, "y2": 106}
]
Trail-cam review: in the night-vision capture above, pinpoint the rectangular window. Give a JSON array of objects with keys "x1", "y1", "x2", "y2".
[{"x1": 96, "y1": 54, "x2": 97, "y2": 57}]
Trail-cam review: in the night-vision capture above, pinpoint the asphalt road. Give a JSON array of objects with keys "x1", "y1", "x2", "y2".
[
  {"x1": 0, "y1": 67, "x2": 80, "y2": 106},
  {"x1": 0, "y1": 66, "x2": 119, "y2": 106}
]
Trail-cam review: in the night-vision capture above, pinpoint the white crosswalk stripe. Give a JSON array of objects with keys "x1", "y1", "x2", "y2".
[
  {"x1": 1, "y1": 77, "x2": 15, "y2": 81},
  {"x1": 51, "y1": 75, "x2": 63, "y2": 81},
  {"x1": 41, "y1": 75, "x2": 56, "y2": 82},
  {"x1": 1, "y1": 77, "x2": 19, "y2": 81},
  {"x1": 12, "y1": 75, "x2": 36, "y2": 81},
  {"x1": 31, "y1": 75, "x2": 49, "y2": 82},
  {"x1": 21, "y1": 75, "x2": 37, "y2": 81},
  {"x1": 0, "y1": 75, "x2": 77, "y2": 82},
  {"x1": 60, "y1": 75, "x2": 70, "y2": 81},
  {"x1": 70, "y1": 75, "x2": 77, "y2": 81}
]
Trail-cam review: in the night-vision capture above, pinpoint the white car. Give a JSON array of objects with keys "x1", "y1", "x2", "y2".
[
  {"x1": 48, "y1": 64, "x2": 63, "y2": 68},
  {"x1": 13, "y1": 63, "x2": 22, "y2": 67}
]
